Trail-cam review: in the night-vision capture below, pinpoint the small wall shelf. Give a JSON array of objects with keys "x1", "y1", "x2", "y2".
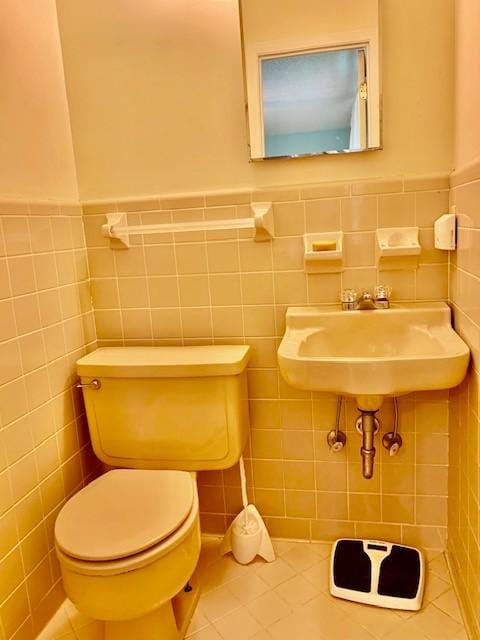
[
  {"x1": 101, "y1": 202, "x2": 274, "y2": 248},
  {"x1": 376, "y1": 227, "x2": 421, "y2": 269},
  {"x1": 304, "y1": 232, "x2": 343, "y2": 273}
]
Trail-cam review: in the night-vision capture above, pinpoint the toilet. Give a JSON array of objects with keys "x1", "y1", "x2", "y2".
[{"x1": 54, "y1": 345, "x2": 251, "y2": 640}]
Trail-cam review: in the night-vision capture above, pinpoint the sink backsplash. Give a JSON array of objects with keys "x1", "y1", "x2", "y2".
[{"x1": 83, "y1": 173, "x2": 450, "y2": 548}]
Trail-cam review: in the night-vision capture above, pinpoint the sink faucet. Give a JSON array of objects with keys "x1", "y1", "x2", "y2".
[{"x1": 341, "y1": 285, "x2": 392, "y2": 311}]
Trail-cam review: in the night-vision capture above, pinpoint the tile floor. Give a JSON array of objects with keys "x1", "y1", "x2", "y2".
[{"x1": 38, "y1": 538, "x2": 469, "y2": 640}]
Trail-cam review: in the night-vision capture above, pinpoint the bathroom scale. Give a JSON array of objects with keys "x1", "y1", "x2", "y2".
[{"x1": 330, "y1": 538, "x2": 425, "y2": 610}]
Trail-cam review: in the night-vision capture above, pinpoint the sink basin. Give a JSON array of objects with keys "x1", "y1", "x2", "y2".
[{"x1": 278, "y1": 303, "x2": 469, "y2": 408}]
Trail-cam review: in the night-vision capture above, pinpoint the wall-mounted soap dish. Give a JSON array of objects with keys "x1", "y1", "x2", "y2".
[
  {"x1": 304, "y1": 232, "x2": 343, "y2": 273},
  {"x1": 376, "y1": 227, "x2": 421, "y2": 269}
]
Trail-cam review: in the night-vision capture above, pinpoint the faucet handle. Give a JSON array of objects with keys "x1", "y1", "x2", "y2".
[
  {"x1": 374, "y1": 284, "x2": 392, "y2": 301},
  {"x1": 341, "y1": 288, "x2": 357, "y2": 303}
]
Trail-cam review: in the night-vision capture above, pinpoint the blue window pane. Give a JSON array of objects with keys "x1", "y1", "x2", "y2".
[{"x1": 261, "y1": 49, "x2": 359, "y2": 156}]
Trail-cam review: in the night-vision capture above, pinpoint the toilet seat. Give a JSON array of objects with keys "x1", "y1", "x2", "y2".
[
  {"x1": 55, "y1": 485, "x2": 200, "y2": 578},
  {"x1": 55, "y1": 469, "x2": 195, "y2": 562}
]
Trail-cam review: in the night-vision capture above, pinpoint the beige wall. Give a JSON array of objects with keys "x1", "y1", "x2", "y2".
[
  {"x1": 0, "y1": 0, "x2": 78, "y2": 200},
  {"x1": 453, "y1": 0, "x2": 480, "y2": 169},
  {"x1": 448, "y1": 1, "x2": 480, "y2": 636},
  {"x1": 241, "y1": 0, "x2": 377, "y2": 42},
  {"x1": 83, "y1": 174, "x2": 451, "y2": 548},
  {"x1": 57, "y1": 0, "x2": 454, "y2": 200},
  {"x1": 0, "y1": 2, "x2": 96, "y2": 638}
]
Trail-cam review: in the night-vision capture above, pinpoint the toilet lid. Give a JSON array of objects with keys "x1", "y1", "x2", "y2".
[{"x1": 55, "y1": 469, "x2": 194, "y2": 561}]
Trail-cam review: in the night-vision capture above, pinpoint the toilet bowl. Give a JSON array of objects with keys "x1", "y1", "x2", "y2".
[
  {"x1": 55, "y1": 469, "x2": 201, "y2": 640},
  {"x1": 55, "y1": 345, "x2": 251, "y2": 639}
]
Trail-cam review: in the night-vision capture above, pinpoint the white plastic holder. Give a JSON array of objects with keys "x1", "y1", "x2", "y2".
[
  {"x1": 221, "y1": 504, "x2": 275, "y2": 565},
  {"x1": 101, "y1": 202, "x2": 274, "y2": 249},
  {"x1": 304, "y1": 232, "x2": 344, "y2": 273},
  {"x1": 376, "y1": 227, "x2": 421, "y2": 270},
  {"x1": 434, "y1": 211, "x2": 456, "y2": 250},
  {"x1": 220, "y1": 457, "x2": 275, "y2": 565}
]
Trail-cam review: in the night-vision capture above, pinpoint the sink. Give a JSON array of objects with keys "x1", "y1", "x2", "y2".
[{"x1": 278, "y1": 302, "x2": 469, "y2": 409}]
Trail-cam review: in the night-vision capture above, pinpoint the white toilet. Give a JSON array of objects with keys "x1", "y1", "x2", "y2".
[{"x1": 54, "y1": 345, "x2": 250, "y2": 640}]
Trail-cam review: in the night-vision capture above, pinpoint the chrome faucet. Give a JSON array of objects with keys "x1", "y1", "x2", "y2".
[{"x1": 341, "y1": 285, "x2": 392, "y2": 311}]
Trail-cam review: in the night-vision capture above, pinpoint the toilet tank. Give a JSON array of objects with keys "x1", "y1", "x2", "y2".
[{"x1": 76, "y1": 346, "x2": 251, "y2": 471}]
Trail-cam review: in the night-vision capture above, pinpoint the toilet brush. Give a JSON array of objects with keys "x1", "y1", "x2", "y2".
[{"x1": 220, "y1": 456, "x2": 275, "y2": 564}]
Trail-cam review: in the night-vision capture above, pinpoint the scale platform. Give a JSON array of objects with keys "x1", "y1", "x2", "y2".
[{"x1": 330, "y1": 538, "x2": 425, "y2": 611}]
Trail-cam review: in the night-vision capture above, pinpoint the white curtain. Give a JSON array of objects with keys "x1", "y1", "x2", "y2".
[{"x1": 349, "y1": 91, "x2": 360, "y2": 150}]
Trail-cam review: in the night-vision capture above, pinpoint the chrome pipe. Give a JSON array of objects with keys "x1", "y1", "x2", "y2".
[{"x1": 360, "y1": 411, "x2": 377, "y2": 479}]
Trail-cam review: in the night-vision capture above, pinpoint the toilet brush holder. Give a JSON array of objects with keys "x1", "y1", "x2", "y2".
[
  {"x1": 220, "y1": 456, "x2": 275, "y2": 564},
  {"x1": 221, "y1": 504, "x2": 274, "y2": 564}
]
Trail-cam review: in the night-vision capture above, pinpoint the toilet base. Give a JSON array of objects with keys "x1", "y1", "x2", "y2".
[{"x1": 104, "y1": 576, "x2": 200, "y2": 640}]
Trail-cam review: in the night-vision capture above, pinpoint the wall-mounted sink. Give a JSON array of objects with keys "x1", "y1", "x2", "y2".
[{"x1": 278, "y1": 302, "x2": 469, "y2": 411}]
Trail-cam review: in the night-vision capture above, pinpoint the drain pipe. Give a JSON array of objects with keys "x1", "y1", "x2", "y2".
[{"x1": 356, "y1": 410, "x2": 380, "y2": 479}]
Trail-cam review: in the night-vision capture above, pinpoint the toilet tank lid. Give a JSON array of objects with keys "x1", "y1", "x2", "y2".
[{"x1": 77, "y1": 345, "x2": 251, "y2": 378}]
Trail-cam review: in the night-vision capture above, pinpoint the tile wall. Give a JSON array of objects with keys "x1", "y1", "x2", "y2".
[
  {"x1": 448, "y1": 161, "x2": 480, "y2": 638},
  {"x1": 0, "y1": 200, "x2": 98, "y2": 640},
  {"x1": 82, "y1": 174, "x2": 452, "y2": 550}
]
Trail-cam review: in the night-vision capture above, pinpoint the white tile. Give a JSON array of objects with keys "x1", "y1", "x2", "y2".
[
  {"x1": 310, "y1": 542, "x2": 332, "y2": 560},
  {"x1": 281, "y1": 544, "x2": 321, "y2": 572},
  {"x1": 432, "y1": 590, "x2": 463, "y2": 623},
  {"x1": 212, "y1": 607, "x2": 262, "y2": 640},
  {"x1": 272, "y1": 540, "x2": 297, "y2": 556},
  {"x1": 424, "y1": 574, "x2": 451, "y2": 603},
  {"x1": 201, "y1": 584, "x2": 242, "y2": 622},
  {"x1": 254, "y1": 557, "x2": 296, "y2": 588},
  {"x1": 381, "y1": 620, "x2": 431, "y2": 640},
  {"x1": 328, "y1": 617, "x2": 378, "y2": 640},
  {"x1": 226, "y1": 573, "x2": 270, "y2": 604},
  {"x1": 186, "y1": 606, "x2": 210, "y2": 636},
  {"x1": 273, "y1": 574, "x2": 318, "y2": 606},
  {"x1": 335, "y1": 600, "x2": 406, "y2": 639},
  {"x1": 428, "y1": 554, "x2": 451, "y2": 583},
  {"x1": 267, "y1": 609, "x2": 328, "y2": 640},
  {"x1": 413, "y1": 603, "x2": 465, "y2": 639},
  {"x1": 251, "y1": 631, "x2": 274, "y2": 640},
  {"x1": 189, "y1": 627, "x2": 223, "y2": 640},
  {"x1": 295, "y1": 593, "x2": 352, "y2": 637},
  {"x1": 199, "y1": 555, "x2": 252, "y2": 593},
  {"x1": 302, "y1": 558, "x2": 330, "y2": 593},
  {"x1": 246, "y1": 591, "x2": 292, "y2": 627},
  {"x1": 424, "y1": 550, "x2": 444, "y2": 563}
]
